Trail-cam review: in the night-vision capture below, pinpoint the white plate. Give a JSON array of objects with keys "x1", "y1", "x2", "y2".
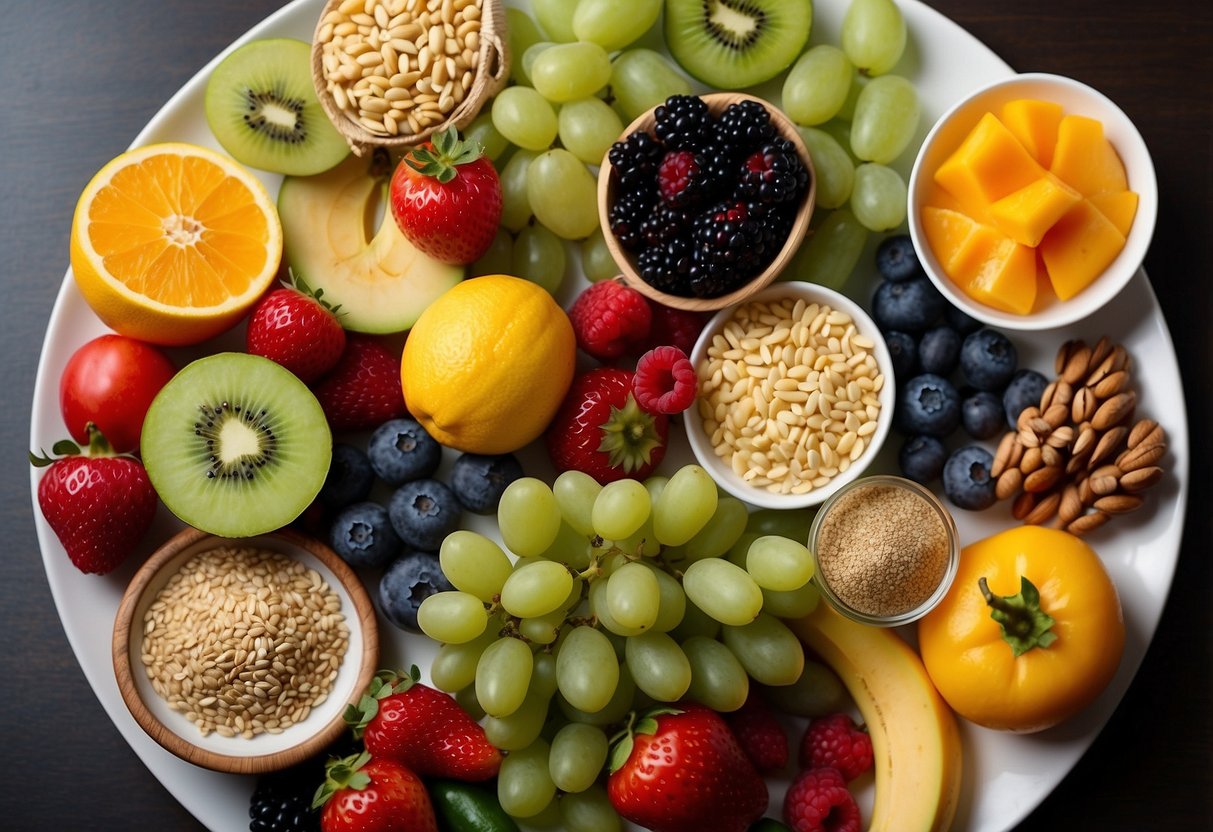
[{"x1": 28, "y1": 1, "x2": 1189, "y2": 830}]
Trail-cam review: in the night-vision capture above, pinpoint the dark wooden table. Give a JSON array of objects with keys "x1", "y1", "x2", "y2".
[{"x1": 2, "y1": 0, "x2": 1209, "y2": 828}]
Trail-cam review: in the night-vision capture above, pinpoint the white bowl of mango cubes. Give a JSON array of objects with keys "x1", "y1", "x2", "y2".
[{"x1": 907, "y1": 72, "x2": 1157, "y2": 331}]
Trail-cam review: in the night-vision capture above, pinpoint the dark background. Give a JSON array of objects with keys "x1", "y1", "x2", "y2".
[{"x1": 2, "y1": 0, "x2": 1209, "y2": 828}]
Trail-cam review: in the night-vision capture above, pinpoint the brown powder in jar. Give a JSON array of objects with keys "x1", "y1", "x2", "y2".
[{"x1": 815, "y1": 484, "x2": 950, "y2": 617}]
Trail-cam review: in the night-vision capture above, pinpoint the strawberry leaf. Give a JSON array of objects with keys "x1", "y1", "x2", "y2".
[
  {"x1": 404, "y1": 127, "x2": 483, "y2": 184},
  {"x1": 314, "y1": 751, "x2": 373, "y2": 809},
  {"x1": 608, "y1": 734, "x2": 634, "y2": 773}
]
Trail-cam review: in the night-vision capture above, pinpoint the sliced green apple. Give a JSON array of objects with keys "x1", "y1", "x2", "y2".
[{"x1": 278, "y1": 151, "x2": 463, "y2": 333}]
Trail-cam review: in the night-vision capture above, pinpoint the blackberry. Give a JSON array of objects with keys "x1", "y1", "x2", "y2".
[
  {"x1": 608, "y1": 131, "x2": 663, "y2": 191},
  {"x1": 688, "y1": 200, "x2": 767, "y2": 298},
  {"x1": 640, "y1": 205, "x2": 691, "y2": 248},
  {"x1": 249, "y1": 766, "x2": 322, "y2": 832},
  {"x1": 753, "y1": 201, "x2": 797, "y2": 258},
  {"x1": 715, "y1": 99, "x2": 775, "y2": 155},
  {"x1": 653, "y1": 94, "x2": 714, "y2": 151},
  {"x1": 737, "y1": 137, "x2": 809, "y2": 205},
  {"x1": 609, "y1": 188, "x2": 654, "y2": 252},
  {"x1": 657, "y1": 150, "x2": 713, "y2": 209},
  {"x1": 637, "y1": 234, "x2": 694, "y2": 296}
]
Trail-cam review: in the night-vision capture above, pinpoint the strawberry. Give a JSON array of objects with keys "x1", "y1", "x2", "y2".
[
  {"x1": 311, "y1": 336, "x2": 407, "y2": 433},
  {"x1": 725, "y1": 689, "x2": 790, "y2": 773},
  {"x1": 546, "y1": 367, "x2": 668, "y2": 484},
  {"x1": 31, "y1": 423, "x2": 157, "y2": 575},
  {"x1": 246, "y1": 272, "x2": 346, "y2": 384},
  {"x1": 389, "y1": 126, "x2": 502, "y2": 265},
  {"x1": 608, "y1": 704, "x2": 769, "y2": 832},
  {"x1": 344, "y1": 668, "x2": 501, "y2": 782},
  {"x1": 315, "y1": 751, "x2": 437, "y2": 832}
]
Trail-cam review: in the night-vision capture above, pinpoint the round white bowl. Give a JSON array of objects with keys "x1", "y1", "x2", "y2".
[
  {"x1": 685, "y1": 281, "x2": 895, "y2": 510},
  {"x1": 907, "y1": 72, "x2": 1157, "y2": 331}
]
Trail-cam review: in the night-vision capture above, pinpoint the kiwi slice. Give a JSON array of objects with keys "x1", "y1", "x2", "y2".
[
  {"x1": 664, "y1": 0, "x2": 812, "y2": 90},
  {"x1": 205, "y1": 38, "x2": 349, "y2": 176},
  {"x1": 141, "y1": 353, "x2": 332, "y2": 538}
]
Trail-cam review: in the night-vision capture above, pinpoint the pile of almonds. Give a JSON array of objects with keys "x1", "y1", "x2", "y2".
[{"x1": 990, "y1": 337, "x2": 1167, "y2": 536}]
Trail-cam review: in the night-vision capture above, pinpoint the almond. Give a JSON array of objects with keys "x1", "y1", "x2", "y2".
[
  {"x1": 1089, "y1": 464, "x2": 1123, "y2": 496},
  {"x1": 1040, "y1": 379, "x2": 1073, "y2": 411},
  {"x1": 1093, "y1": 369, "x2": 1129, "y2": 399},
  {"x1": 1094, "y1": 493, "x2": 1144, "y2": 514},
  {"x1": 1128, "y1": 419, "x2": 1165, "y2": 450},
  {"x1": 1040, "y1": 444, "x2": 1063, "y2": 469},
  {"x1": 1057, "y1": 340, "x2": 1092, "y2": 385},
  {"x1": 1116, "y1": 440, "x2": 1166, "y2": 472},
  {"x1": 1025, "y1": 464, "x2": 1063, "y2": 493},
  {"x1": 1016, "y1": 406, "x2": 1042, "y2": 432},
  {"x1": 1072, "y1": 386, "x2": 1098, "y2": 423},
  {"x1": 1012, "y1": 491, "x2": 1036, "y2": 521},
  {"x1": 1087, "y1": 425, "x2": 1128, "y2": 470},
  {"x1": 1020, "y1": 445, "x2": 1043, "y2": 474},
  {"x1": 1067, "y1": 510, "x2": 1110, "y2": 536},
  {"x1": 1059, "y1": 484, "x2": 1084, "y2": 525},
  {"x1": 1046, "y1": 424, "x2": 1074, "y2": 449},
  {"x1": 1023, "y1": 491, "x2": 1062, "y2": 525},
  {"x1": 1091, "y1": 390, "x2": 1136, "y2": 431},
  {"x1": 991, "y1": 431, "x2": 1017, "y2": 478},
  {"x1": 1119, "y1": 465, "x2": 1163, "y2": 492},
  {"x1": 995, "y1": 467, "x2": 1023, "y2": 500},
  {"x1": 1087, "y1": 337, "x2": 1113, "y2": 376},
  {"x1": 1078, "y1": 474, "x2": 1095, "y2": 506},
  {"x1": 1018, "y1": 426, "x2": 1041, "y2": 449}
]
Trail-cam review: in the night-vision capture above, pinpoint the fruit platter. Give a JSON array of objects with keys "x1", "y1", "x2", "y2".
[{"x1": 27, "y1": 0, "x2": 1190, "y2": 831}]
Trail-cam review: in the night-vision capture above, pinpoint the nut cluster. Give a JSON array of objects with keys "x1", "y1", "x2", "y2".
[
  {"x1": 991, "y1": 337, "x2": 1167, "y2": 536},
  {"x1": 317, "y1": 0, "x2": 484, "y2": 137}
]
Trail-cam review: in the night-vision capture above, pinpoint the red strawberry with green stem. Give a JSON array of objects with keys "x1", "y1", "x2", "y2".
[
  {"x1": 344, "y1": 667, "x2": 501, "y2": 782},
  {"x1": 608, "y1": 704, "x2": 769, "y2": 832},
  {"x1": 546, "y1": 367, "x2": 669, "y2": 484},
  {"x1": 31, "y1": 423, "x2": 157, "y2": 575},
  {"x1": 246, "y1": 271, "x2": 346, "y2": 384},
  {"x1": 314, "y1": 751, "x2": 437, "y2": 832},
  {"x1": 389, "y1": 126, "x2": 502, "y2": 265},
  {"x1": 311, "y1": 336, "x2": 407, "y2": 433}
]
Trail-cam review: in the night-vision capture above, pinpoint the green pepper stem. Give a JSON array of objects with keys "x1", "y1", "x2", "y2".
[{"x1": 978, "y1": 575, "x2": 1058, "y2": 657}]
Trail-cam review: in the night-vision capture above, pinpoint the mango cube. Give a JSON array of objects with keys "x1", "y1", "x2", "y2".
[
  {"x1": 967, "y1": 238, "x2": 1037, "y2": 315},
  {"x1": 1038, "y1": 199, "x2": 1126, "y2": 300},
  {"x1": 1000, "y1": 99, "x2": 1064, "y2": 167},
  {"x1": 933, "y1": 112, "x2": 1046, "y2": 215},
  {"x1": 1088, "y1": 189, "x2": 1139, "y2": 237},
  {"x1": 987, "y1": 173, "x2": 1081, "y2": 247},
  {"x1": 919, "y1": 206, "x2": 1037, "y2": 314},
  {"x1": 1049, "y1": 115, "x2": 1129, "y2": 196}
]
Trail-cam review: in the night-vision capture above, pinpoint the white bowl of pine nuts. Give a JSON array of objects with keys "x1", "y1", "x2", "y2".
[
  {"x1": 686, "y1": 281, "x2": 896, "y2": 510},
  {"x1": 112, "y1": 527, "x2": 378, "y2": 774}
]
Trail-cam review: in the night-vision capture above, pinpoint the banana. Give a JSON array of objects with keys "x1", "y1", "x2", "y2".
[{"x1": 788, "y1": 604, "x2": 963, "y2": 832}]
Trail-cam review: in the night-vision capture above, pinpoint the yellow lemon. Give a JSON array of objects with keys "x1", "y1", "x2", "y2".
[
  {"x1": 401, "y1": 275, "x2": 575, "y2": 454},
  {"x1": 70, "y1": 142, "x2": 282, "y2": 346}
]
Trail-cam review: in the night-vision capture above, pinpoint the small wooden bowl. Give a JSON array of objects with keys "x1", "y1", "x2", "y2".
[
  {"x1": 112, "y1": 527, "x2": 379, "y2": 774},
  {"x1": 597, "y1": 92, "x2": 816, "y2": 312},
  {"x1": 311, "y1": 0, "x2": 509, "y2": 155}
]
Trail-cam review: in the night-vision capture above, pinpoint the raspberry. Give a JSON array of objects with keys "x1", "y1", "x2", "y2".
[
  {"x1": 568, "y1": 281, "x2": 652, "y2": 361},
  {"x1": 636, "y1": 301, "x2": 707, "y2": 356},
  {"x1": 783, "y1": 767, "x2": 862, "y2": 832},
  {"x1": 737, "y1": 138, "x2": 810, "y2": 205},
  {"x1": 653, "y1": 94, "x2": 714, "y2": 151},
  {"x1": 657, "y1": 150, "x2": 709, "y2": 208},
  {"x1": 632, "y1": 346, "x2": 697, "y2": 415},
  {"x1": 725, "y1": 691, "x2": 789, "y2": 773},
  {"x1": 798, "y1": 713, "x2": 874, "y2": 782}
]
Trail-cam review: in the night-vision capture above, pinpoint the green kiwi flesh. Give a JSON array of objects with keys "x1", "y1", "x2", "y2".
[
  {"x1": 664, "y1": 0, "x2": 812, "y2": 90},
  {"x1": 141, "y1": 353, "x2": 332, "y2": 538},
  {"x1": 205, "y1": 38, "x2": 349, "y2": 176}
]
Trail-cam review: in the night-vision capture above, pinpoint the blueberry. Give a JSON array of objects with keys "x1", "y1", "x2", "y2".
[
  {"x1": 450, "y1": 452, "x2": 524, "y2": 514},
  {"x1": 960, "y1": 328, "x2": 1018, "y2": 392},
  {"x1": 896, "y1": 374, "x2": 961, "y2": 437},
  {"x1": 329, "y1": 502, "x2": 400, "y2": 569},
  {"x1": 378, "y1": 550, "x2": 453, "y2": 631},
  {"x1": 1003, "y1": 369, "x2": 1050, "y2": 428},
  {"x1": 871, "y1": 277, "x2": 945, "y2": 334},
  {"x1": 875, "y1": 234, "x2": 925, "y2": 282},
  {"x1": 367, "y1": 418, "x2": 442, "y2": 486},
  {"x1": 944, "y1": 304, "x2": 983, "y2": 335},
  {"x1": 918, "y1": 325, "x2": 961, "y2": 376},
  {"x1": 942, "y1": 445, "x2": 997, "y2": 510},
  {"x1": 961, "y1": 390, "x2": 1005, "y2": 439},
  {"x1": 318, "y1": 444, "x2": 374, "y2": 508},
  {"x1": 899, "y1": 435, "x2": 947, "y2": 484},
  {"x1": 884, "y1": 331, "x2": 918, "y2": 382},
  {"x1": 388, "y1": 478, "x2": 462, "y2": 551}
]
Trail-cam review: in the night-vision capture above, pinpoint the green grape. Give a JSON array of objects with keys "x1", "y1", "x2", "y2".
[
  {"x1": 499, "y1": 477, "x2": 562, "y2": 557},
  {"x1": 835, "y1": 72, "x2": 868, "y2": 123},
  {"x1": 746, "y1": 507, "x2": 817, "y2": 542},
  {"x1": 527, "y1": 149, "x2": 600, "y2": 240},
  {"x1": 557, "y1": 666, "x2": 636, "y2": 726},
  {"x1": 556, "y1": 625, "x2": 621, "y2": 712},
  {"x1": 682, "y1": 558, "x2": 763, "y2": 626},
  {"x1": 626, "y1": 631, "x2": 692, "y2": 701},
  {"x1": 581, "y1": 229, "x2": 620, "y2": 283},
  {"x1": 759, "y1": 660, "x2": 849, "y2": 717},
  {"x1": 610, "y1": 49, "x2": 693, "y2": 121},
  {"x1": 560, "y1": 783, "x2": 623, "y2": 832},
  {"x1": 522, "y1": 42, "x2": 558, "y2": 81},
  {"x1": 520, "y1": 609, "x2": 566, "y2": 645},
  {"x1": 783, "y1": 45, "x2": 855, "y2": 126},
  {"x1": 588, "y1": 578, "x2": 645, "y2": 636},
  {"x1": 721, "y1": 612, "x2": 805, "y2": 686},
  {"x1": 463, "y1": 111, "x2": 509, "y2": 160},
  {"x1": 668, "y1": 596, "x2": 721, "y2": 641},
  {"x1": 499, "y1": 150, "x2": 537, "y2": 232},
  {"x1": 592, "y1": 479, "x2": 651, "y2": 540},
  {"x1": 532, "y1": 42, "x2": 613, "y2": 103},
  {"x1": 746, "y1": 535, "x2": 815, "y2": 591},
  {"x1": 484, "y1": 686, "x2": 551, "y2": 750},
  {"x1": 726, "y1": 531, "x2": 761, "y2": 567},
  {"x1": 787, "y1": 207, "x2": 869, "y2": 291},
  {"x1": 798, "y1": 127, "x2": 855, "y2": 210},
  {"x1": 682, "y1": 634, "x2": 750, "y2": 712},
  {"x1": 430, "y1": 625, "x2": 499, "y2": 692},
  {"x1": 492, "y1": 86, "x2": 558, "y2": 151},
  {"x1": 559, "y1": 97, "x2": 624, "y2": 166},
  {"x1": 554, "y1": 469, "x2": 602, "y2": 536},
  {"x1": 573, "y1": 0, "x2": 661, "y2": 50},
  {"x1": 643, "y1": 474, "x2": 668, "y2": 503},
  {"x1": 502, "y1": 560, "x2": 575, "y2": 619},
  {"x1": 513, "y1": 223, "x2": 567, "y2": 294},
  {"x1": 841, "y1": 0, "x2": 908, "y2": 76},
  {"x1": 653, "y1": 465, "x2": 718, "y2": 546},
  {"x1": 440, "y1": 530, "x2": 513, "y2": 601},
  {"x1": 540, "y1": 521, "x2": 593, "y2": 569},
  {"x1": 476, "y1": 636, "x2": 534, "y2": 718},
  {"x1": 605, "y1": 561, "x2": 660, "y2": 632},
  {"x1": 417, "y1": 591, "x2": 489, "y2": 643},
  {"x1": 531, "y1": 651, "x2": 560, "y2": 700},
  {"x1": 470, "y1": 228, "x2": 514, "y2": 277},
  {"x1": 761, "y1": 580, "x2": 821, "y2": 619},
  {"x1": 850, "y1": 162, "x2": 908, "y2": 231},
  {"x1": 650, "y1": 565, "x2": 686, "y2": 632},
  {"x1": 455, "y1": 684, "x2": 485, "y2": 721},
  {"x1": 549, "y1": 722, "x2": 610, "y2": 793},
  {"x1": 507, "y1": 9, "x2": 546, "y2": 85},
  {"x1": 684, "y1": 496, "x2": 748, "y2": 559},
  {"x1": 615, "y1": 514, "x2": 660, "y2": 557},
  {"x1": 850, "y1": 74, "x2": 920, "y2": 164},
  {"x1": 497, "y1": 739, "x2": 556, "y2": 818},
  {"x1": 533, "y1": 0, "x2": 579, "y2": 42}
]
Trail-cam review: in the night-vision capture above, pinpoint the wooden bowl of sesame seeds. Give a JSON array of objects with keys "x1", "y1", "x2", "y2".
[
  {"x1": 112, "y1": 527, "x2": 378, "y2": 774},
  {"x1": 311, "y1": 0, "x2": 509, "y2": 155}
]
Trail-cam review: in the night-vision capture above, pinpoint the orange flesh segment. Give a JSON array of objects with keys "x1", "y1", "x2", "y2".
[
  {"x1": 933, "y1": 112, "x2": 1046, "y2": 215},
  {"x1": 1038, "y1": 199, "x2": 1126, "y2": 300},
  {"x1": 987, "y1": 173, "x2": 1081, "y2": 247},
  {"x1": 1088, "y1": 189, "x2": 1139, "y2": 237},
  {"x1": 1049, "y1": 114, "x2": 1129, "y2": 197},
  {"x1": 1000, "y1": 99, "x2": 1064, "y2": 168}
]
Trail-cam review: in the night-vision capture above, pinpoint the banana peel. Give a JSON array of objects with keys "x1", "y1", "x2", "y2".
[{"x1": 788, "y1": 604, "x2": 963, "y2": 832}]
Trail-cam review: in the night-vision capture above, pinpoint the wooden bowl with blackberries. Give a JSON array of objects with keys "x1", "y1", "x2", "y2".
[{"x1": 597, "y1": 92, "x2": 816, "y2": 312}]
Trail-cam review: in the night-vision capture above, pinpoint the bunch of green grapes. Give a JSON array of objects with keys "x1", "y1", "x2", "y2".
[{"x1": 416, "y1": 464, "x2": 823, "y2": 825}]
